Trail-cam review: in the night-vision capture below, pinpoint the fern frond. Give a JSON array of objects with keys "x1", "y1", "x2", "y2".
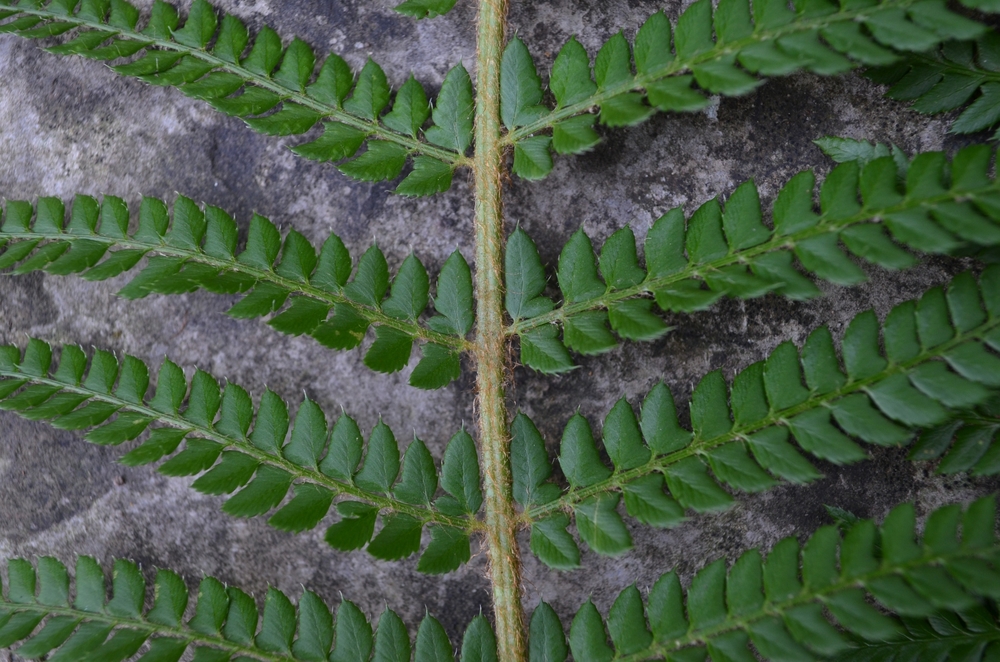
[
  {"x1": 0, "y1": 555, "x2": 495, "y2": 661},
  {"x1": 511, "y1": 269, "x2": 1000, "y2": 569},
  {"x1": 499, "y1": 0, "x2": 992, "y2": 179},
  {"x1": 868, "y1": 29, "x2": 1000, "y2": 138},
  {"x1": 0, "y1": 195, "x2": 474, "y2": 388},
  {"x1": 508, "y1": 145, "x2": 1000, "y2": 373},
  {"x1": 0, "y1": 339, "x2": 485, "y2": 573},
  {"x1": 525, "y1": 497, "x2": 1000, "y2": 661},
  {"x1": 0, "y1": 0, "x2": 472, "y2": 195}
]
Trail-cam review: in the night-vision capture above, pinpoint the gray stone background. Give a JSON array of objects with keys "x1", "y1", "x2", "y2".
[{"x1": 0, "y1": 0, "x2": 996, "y2": 655}]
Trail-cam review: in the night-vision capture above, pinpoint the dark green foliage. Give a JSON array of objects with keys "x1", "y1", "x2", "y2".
[
  {"x1": 514, "y1": 270, "x2": 1000, "y2": 568},
  {"x1": 502, "y1": 0, "x2": 989, "y2": 178},
  {"x1": 510, "y1": 147, "x2": 1000, "y2": 372},
  {"x1": 394, "y1": 0, "x2": 457, "y2": 19},
  {"x1": 0, "y1": 195, "x2": 474, "y2": 388},
  {"x1": 0, "y1": 0, "x2": 467, "y2": 195},
  {"x1": 868, "y1": 29, "x2": 1000, "y2": 138},
  {"x1": 521, "y1": 497, "x2": 1000, "y2": 661},
  {"x1": 0, "y1": 556, "x2": 495, "y2": 661},
  {"x1": 0, "y1": 340, "x2": 483, "y2": 572}
]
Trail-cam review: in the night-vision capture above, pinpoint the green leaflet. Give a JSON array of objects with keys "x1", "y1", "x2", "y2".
[
  {"x1": 504, "y1": 228, "x2": 554, "y2": 322},
  {"x1": 0, "y1": 195, "x2": 470, "y2": 387},
  {"x1": 0, "y1": 339, "x2": 482, "y2": 571},
  {"x1": 0, "y1": 556, "x2": 500, "y2": 661},
  {"x1": 519, "y1": 497, "x2": 1000, "y2": 660},
  {"x1": 2, "y1": 0, "x2": 468, "y2": 195},
  {"x1": 501, "y1": 0, "x2": 990, "y2": 177},
  {"x1": 515, "y1": 269, "x2": 1000, "y2": 567},
  {"x1": 501, "y1": 37, "x2": 548, "y2": 130},
  {"x1": 394, "y1": 0, "x2": 457, "y2": 19},
  {"x1": 512, "y1": 145, "x2": 1000, "y2": 372},
  {"x1": 425, "y1": 64, "x2": 474, "y2": 154}
]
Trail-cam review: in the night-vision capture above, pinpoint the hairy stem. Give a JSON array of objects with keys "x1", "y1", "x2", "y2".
[{"x1": 472, "y1": 0, "x2": 526, "y2": 659}]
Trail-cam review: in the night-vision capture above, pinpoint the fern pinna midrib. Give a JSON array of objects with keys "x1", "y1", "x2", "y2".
[
  {"x1": 507, "y1": 145, "x2": 1000, "y2": 373},
  {"x1": 0, "y1": 338, "x2": 486, "y2": 573},
  {"x1": 1, "y1": 0, "x2": 471, "y2": 196},
  {"x1": 3, "y1": 498, "x2": 1000, "y2": 661},
  {"x1": 0, "y1": 195, "x2": 475, "y2": 388}
]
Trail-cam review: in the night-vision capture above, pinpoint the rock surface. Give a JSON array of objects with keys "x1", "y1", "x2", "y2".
[{"x1": 0, "y1": 0, "x2": 996, "y2": 655}]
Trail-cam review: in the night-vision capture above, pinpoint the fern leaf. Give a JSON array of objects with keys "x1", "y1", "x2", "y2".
[
  {"x1": 0, "y1": 556, "x2": 493, "y2": 661},
  {"x1": 510, "y1": 145, "x2": 1000, "y2": 372},
  {"x1": 500, "y1": 0, "x2": 992, "y2": 177},
  {"x1": 867, "y1": 29, "x2": 1000, "y2": 138},
  {"x1": 514, "y1": 269, "x2": 1000, "y2": 567},
  {"x1": 526, "y1": 496, "x2": 1000, "y2": 661},
  {"x1": 0, "y1": 340, "x2": 485, "y2": 571},
  {"x1": 0, "y1": 195, "x2": 475, "y2": 388},
  {"x1": 0, "y1": 0, "x2": 470, "y2": 195}
]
